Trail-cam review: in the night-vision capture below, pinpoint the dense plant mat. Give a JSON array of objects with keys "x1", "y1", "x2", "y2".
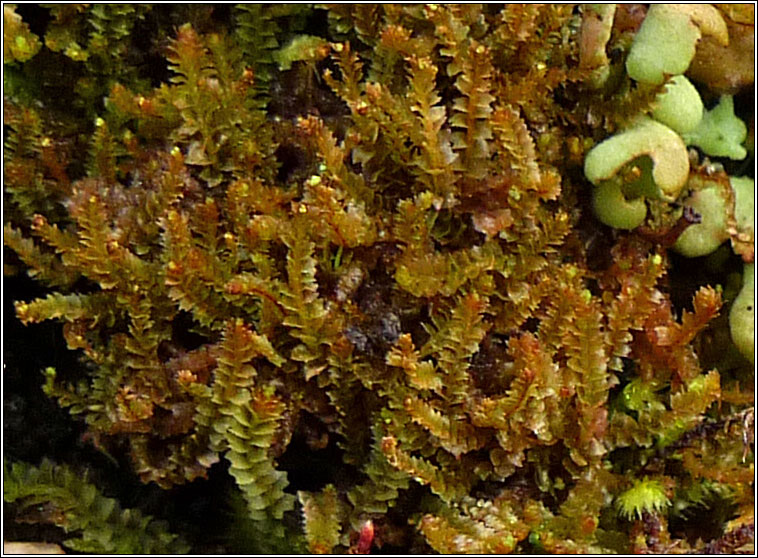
[{"x1": 4, "y1": 4, "x2": 754, "y2": 554}]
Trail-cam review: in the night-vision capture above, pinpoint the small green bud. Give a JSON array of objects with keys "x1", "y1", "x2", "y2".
[
  {"x1": 580, "y1": 289, "x2": 592, "y2": 304},
  {"x1": 14, "y1": 35, "x2": 28, "y2": 51},
  {"x1": 616, "y1": 477, "x2": 671, "y2": 520}
]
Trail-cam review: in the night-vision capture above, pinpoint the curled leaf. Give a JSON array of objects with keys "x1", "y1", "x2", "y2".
[{"x1": 585, "y1": 117, "x2": 689, "y2": 201}]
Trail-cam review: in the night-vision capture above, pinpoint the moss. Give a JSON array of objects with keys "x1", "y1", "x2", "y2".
[
  {"x1": 4, "y1": 459, "x2": 189, "y2": 553},
  {"x1": 616, "y1": 477, "x2": 671, "y2": 521},
  {"x1": 4, "y1": 4, "x2": 42, "y2": 63},
  {"x1": 4, "y1": 4, "x2": 754, "y2": 554}
]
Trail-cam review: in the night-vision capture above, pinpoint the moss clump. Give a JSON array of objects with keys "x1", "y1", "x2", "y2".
[
  {"x1": 4, "y1": 4, "x2": 754, "y2": 555},
  {"x1": 4, "y1": 459, "x2": 189, "y2": 554}
]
